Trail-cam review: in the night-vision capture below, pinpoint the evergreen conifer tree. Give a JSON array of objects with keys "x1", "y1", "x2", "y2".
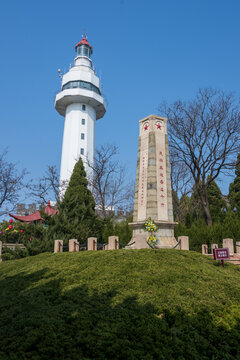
[
  {"x1": 52, "y1": 158, "x2": 98, "y2": 242},
  {"x1": 207, "y1": 179, "x2": 226, "y2": 222},
  {"x1": 229, "y1": 154, "x2": 240, "y2": 215},
  {"x1": 183, "y1": 181, "x2": 225, "y2": 225}
]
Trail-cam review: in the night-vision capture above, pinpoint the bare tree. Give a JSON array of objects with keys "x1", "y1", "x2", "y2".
[
  {"x1": 85, "y1": 144, "x2": 134, "y2": 217},
  {"x1": 160, "y1": 88, "x2": 240, "y2": 225},
  {"x1": 29, "y1": 165, "x2": 67, "y2": 205},
  {"x1": 0, "y1": 150, "x2": 27, "y2": 215},
  {"x1": 170, "y1": 147, "x2": 193, "y2": 220},
  {"x1": 170, "y1": 147, "x2": 193, "y2": 195}
]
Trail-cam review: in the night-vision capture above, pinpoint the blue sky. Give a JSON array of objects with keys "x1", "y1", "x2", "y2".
[{"x1": 0, "y1": 0, "x2": 239, "y2": 198}]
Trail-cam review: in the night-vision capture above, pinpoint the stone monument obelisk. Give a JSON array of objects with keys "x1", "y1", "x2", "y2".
[{"x1": 129, "y1": 114, "x2": 177, "y2": 249}]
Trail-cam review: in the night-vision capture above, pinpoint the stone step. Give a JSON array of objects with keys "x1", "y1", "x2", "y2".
[{"x1": 226, "y1": 255, "x2": 240, "y2": 265}]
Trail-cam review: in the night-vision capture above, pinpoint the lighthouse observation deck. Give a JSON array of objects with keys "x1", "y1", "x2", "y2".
[{"x1": 55, "y1": 35, "x2": 106, "y2": 120}]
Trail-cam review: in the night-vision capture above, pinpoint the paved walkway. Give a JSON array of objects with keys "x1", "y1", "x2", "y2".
[{"x1": 226, "y1": 254, "x2": 240, "y2": 265}]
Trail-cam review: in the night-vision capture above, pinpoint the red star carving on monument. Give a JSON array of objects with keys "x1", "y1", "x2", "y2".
[
  {"x1": 144, "y1": 124, "x2": 149, "y2": 131},
  {"x1": 156, "y1": 123, "x2": 161, "y2": 130}
]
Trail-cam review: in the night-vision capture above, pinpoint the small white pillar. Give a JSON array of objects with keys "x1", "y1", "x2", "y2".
[
  {"x1": 236, "y1": 242, "x2": 240, "y2": 256},
  {"x1": 103, "y1": 244, "x2": 108, "y2": 250},
  {"x1": 179, "y1": 236, "x2": 189, "y2": 250},
  {"x1": 88, "y1": 237, "x2": 97, "y2": 251},
  {"x1": 202, "y1": 244, "x2": 208, "y2": 255},
  {"x1": 69, "y1": 239, "x2": 79, "y2": 252},
  {"x1": 54, "y1": 240, "x2": 63, "y2": 253},
  {"x1": 211, "y1": 243, "x2": 218, "y2": 253},
  {"x1": 223, "y1": 238, "x2": 234, "y2": 255},
  {"x1": 108, "y1": 236, "x2": 119, "y2": 250}
]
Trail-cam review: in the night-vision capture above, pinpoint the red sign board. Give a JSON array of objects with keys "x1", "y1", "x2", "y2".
[{"x1": 213, "y1": 248, "x2": 230, "y2": 261}]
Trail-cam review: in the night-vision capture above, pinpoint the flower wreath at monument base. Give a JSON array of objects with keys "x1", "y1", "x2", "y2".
[{"x1": 144, "y1": 218, "x2": 158, "y2": 247}]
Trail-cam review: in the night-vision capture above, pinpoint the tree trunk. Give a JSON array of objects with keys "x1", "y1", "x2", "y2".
[{"x1": 200, "y1": 191, "x2": 212, "y2": 226}]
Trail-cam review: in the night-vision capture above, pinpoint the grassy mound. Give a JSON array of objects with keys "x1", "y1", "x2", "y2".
[{"x1": 0, "y1": 249, "x2": 240, "y2": 360}]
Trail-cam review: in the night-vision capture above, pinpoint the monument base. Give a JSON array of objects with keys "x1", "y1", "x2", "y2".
[{"x1": 128, "y1": 221, "x2": 178, "y2": 249}]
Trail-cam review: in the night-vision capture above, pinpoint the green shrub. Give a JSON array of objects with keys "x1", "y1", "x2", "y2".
[
  {"x1": 0, "y1": 250, "x2": 239, "y2": 359},
  {"x1": 175, "y1": 212, "x2": 240, "y2": 251},
  {"x1": 1, "y1": 246, "x2": 29, "y2": 261},
  {"x1": 113, "y1": 220, "x2": 132, "y2": 245}
]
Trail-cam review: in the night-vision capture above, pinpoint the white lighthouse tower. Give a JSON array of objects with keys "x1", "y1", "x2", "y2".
[{"x1": 55, "y1": 35, "x2": 106, "y2": 187}]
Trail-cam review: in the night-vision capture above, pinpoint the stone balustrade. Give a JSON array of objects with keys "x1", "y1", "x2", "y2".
[
  {"x1": 211, "y1": 243, "x2": 218, "y2": 253},
  {"x1": 54, "y1": 240, "x2": 63, "y2": 253},
  {"x1": 178, "y1": 236, "x2": 189, "y2": 250},
  {"x1": 69, "y1": 239, "x2": 79, "y2": 252},
  {"x1": 108, "y1": 236, "x2": 119, "y2": 250},
  {"x1": 53, "y1": 235, "x2": 192, "y2": 254},
  {"x1": 223, "y1": 238, "x2": 234, "y2": 255},
  {"x1": 201, "y1": 239, "x2": 240, "y2": 264},
  {"x1": 88, "y1": 237, "x2": 97, "y2": 251},
  {"x1": 236, "y1": 242, "x2": 240, "y2": 255},
  {"x1": 202, "y1": 244, "x2": 208, "y2": 254}
]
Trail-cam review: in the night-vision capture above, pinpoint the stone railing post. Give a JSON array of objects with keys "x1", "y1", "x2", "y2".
[
  {"x1": 103, "y1": 244, "x2": 108, "y2": 250},
  {"x1": 54, "y1": 240, "x2": 63, "y2": 253},
  {"x1": 211, "y1": 243, "x2": 218, "y2": 254},
  {"x1": 202, "y1": 244, "x2": 208, "y2": 255},
  {"x1": 223, "y1": 238, "x2": 234, "y2": 255},
  {"x1": 236, "y1": 242, "x2": 240, "y2": 256},
  {"x1": 108, "y1": 236, "x2": 119, "y2": 250},
  {"x1": 88, "y1": 237, "x2": 97, "y2": 251},
  {"x1": 179, "y1": 236, "x2": 189, "y2": 250},
  {"x1": 69, "y1": 239, "x2": 79, "y2": 252}
]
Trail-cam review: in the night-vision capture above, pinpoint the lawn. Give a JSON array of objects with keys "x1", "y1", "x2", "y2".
[{"x1": 0, "y1": 249, "x2": 240, "y2": 359}]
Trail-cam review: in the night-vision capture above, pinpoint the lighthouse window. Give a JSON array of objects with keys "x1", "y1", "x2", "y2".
[
  {"x1": 77, "y1": 46, "x2": 84, "y2": 56},
  {"x1": 82, "y1": 119, "x2": 85, "y2": 125},
  {"x1": 76, "y1": 45, "x2": 91, "y2": 58},
  {"x1": 81, "y1": 133, "x2": 85, "y2": 140},
  {"x1": 80, "y1": 148, "x2": 84, "y2": 155},
  {"x1": 62, "y1": 80, "x2": 101, "y2": 95},
  {"x1": 83, "y1": 46, "x2": 89, "y2": 57},
  {"x1": 82, "y1": 104, "x2": 86, "y2": 111}
]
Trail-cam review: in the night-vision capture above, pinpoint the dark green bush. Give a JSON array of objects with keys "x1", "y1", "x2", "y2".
[
  {"x1": 0, "y1": 250, "x2": 239, "y2": 359},
  {"x1": 1, "y1": 246, "x2": 29, "y2": 261},
  {"x1": 175, "y1": 211, "x2": 240, "y2": 251}
]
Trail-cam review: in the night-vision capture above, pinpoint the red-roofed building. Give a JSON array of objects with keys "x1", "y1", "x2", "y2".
[{"x1": 9, "y1": 201, "x2": 58, "y2": 223}]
